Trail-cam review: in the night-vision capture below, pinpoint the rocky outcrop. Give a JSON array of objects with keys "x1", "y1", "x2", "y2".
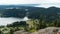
[
  {"x1": 14, "y1": 27, "x2": 60, "y2": 34},
  {"x1": 37, "y1": 27, "x2": 60, "y2": 34},
  {"x1": 14, "y1": 30, "x2": 30, "y2": 34}
]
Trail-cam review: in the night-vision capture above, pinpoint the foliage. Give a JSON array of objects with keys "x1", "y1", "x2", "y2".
[{"x1": 0, "y1": 7, "x2": 60, "y2": 34}]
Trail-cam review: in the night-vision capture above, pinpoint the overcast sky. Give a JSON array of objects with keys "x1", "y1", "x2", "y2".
[
  {"x1": 0, "y1": 0, "x2": 60, "y2": 8},
  {"x1": 0, "y1": 0, "x2": 60, "y2": 4}
]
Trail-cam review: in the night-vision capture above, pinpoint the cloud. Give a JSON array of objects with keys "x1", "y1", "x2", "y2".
[
  {"x1": 35, "y1": 3, "x2": 60, "y2": 8},
  {"x1": 0, "y1": 0, "x2": 60, "y2": 4},
  {"x1": 34, "y1": 0, "x2": 60, "y2": 8},
  {"x1": 0, "y1": 0, "x2": 40, "y2": 4},
  {"x1": 0, "y1": 0, "x2": 60, "y2": 8}
]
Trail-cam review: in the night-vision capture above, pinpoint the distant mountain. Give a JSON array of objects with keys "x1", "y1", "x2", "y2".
[
  {"x1": 0, "y1": 4, "x2": 39, "y2": 9},
  {"x1": 0, "y1": 6, "x2": 60, "y2": 20}
]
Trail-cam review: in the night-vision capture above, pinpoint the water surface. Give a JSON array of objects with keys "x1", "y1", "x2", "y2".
[{"x1": 0, "y1": 17, "x2": 29, "y2": 26}]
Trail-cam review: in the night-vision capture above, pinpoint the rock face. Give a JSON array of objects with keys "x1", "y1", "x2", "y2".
[
  {"x1": 14, "y1": 27, "x2": 60, "y2": 34},
  {"x1": 37, "y1": 27, "x2": 59, "y2": 34},
  {"x1": 14, "y1": 30, "x2": 29, "y2": 34},
  {"x1": 37, "y1": 27, "x2": 60, "y2": 34}
]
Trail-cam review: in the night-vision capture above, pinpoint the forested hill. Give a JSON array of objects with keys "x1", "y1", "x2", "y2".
[{"x1": 0, "y1": 6, "x2": 60, "y2": 20}]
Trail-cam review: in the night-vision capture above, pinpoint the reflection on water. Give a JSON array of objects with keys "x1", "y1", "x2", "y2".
[{"x1": 0, "y1": 16, "x2": 29, "y2": 26}]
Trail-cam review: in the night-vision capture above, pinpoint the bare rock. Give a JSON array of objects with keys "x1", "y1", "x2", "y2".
[
  {"x1": 14, "y1": 27, "x2": 60, "y2": 34},
  {"x1": 14, "y1": 30, "x2": 29, "y2": 34}
]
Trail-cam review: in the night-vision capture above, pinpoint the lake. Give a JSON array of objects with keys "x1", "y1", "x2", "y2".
[{"x1": 0, "y1": 16, "x2": 29, "y2": 26}]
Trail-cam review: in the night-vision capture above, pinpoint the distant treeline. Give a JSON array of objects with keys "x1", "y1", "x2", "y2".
[{"x1": 0, "y1": 7, "x2": 60, "y2": 20}]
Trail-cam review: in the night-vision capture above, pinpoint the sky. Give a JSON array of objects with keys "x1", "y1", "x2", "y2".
[
  {"x1": 0, "y1": 0, "x2": 60, "y2": 8},
  {"x1": 0, "y1": 0, "x2": 60, "y2": 4}
]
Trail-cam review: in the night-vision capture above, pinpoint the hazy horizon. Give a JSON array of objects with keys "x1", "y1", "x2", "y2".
[{"x1": 0, "y1": 0, "x2": 59, "y2": 8}]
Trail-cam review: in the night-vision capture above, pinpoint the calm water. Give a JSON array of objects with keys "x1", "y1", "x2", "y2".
[{"x1": 0, "y1": 17, "x2": 29, "y2": 26}]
